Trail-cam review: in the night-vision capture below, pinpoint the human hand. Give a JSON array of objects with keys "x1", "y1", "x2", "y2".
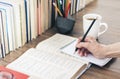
[{"x1": 76, "y1": 36, "x2": 107, "y2": 59}]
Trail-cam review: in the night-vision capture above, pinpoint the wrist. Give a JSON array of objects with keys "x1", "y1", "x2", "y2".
[
  {"x1": 100, "y1": 44, "x2": 109, "y2": 58},
  {"x1": 94, "y1": 44, "x2": 108, "y2": 59},
  {"x1": 103, "y1": 44, "x2": 113, "y2": 58}
]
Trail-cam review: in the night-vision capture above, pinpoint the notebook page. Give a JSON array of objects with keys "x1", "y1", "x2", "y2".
[
  {"x1": 61, "y1": 40, "x2": 112, "y2": 67},
  {"x1": 7, "y1": 48, "x2": 86, "y2": 79}
]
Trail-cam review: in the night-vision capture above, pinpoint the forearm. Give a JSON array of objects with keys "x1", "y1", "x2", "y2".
[{"x1": 105, "y1": 42, "x2": 120, "y2": 58}]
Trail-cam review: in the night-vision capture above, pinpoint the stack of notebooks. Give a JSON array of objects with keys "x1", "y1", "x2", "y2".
[
  {"x1": 4, "y1": 34, "x2": 111, "y2": 79},
  {"x1": 0, "y1": 0, "x2": 95, "y2": 57}
]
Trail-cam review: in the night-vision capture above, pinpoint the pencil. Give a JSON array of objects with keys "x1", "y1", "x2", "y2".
[
  {"x1": 53, "y1": 2, "x2": 63, "y2": 16},
  {"x1": 75, "y1": 17, "x2": 97, "y2": 53},
  {"x1": 65, "y1": 0, "x2": 71, "y2": 18}
]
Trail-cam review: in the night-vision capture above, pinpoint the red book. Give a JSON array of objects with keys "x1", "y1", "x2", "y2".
[{"x1": 0, "y1": 66, "x2": 29, "y2": 79}]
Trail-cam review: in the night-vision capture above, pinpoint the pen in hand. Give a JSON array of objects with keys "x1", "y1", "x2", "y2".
[{"x1": 74, "y1": 17, "x2": 97, "y2": 53}]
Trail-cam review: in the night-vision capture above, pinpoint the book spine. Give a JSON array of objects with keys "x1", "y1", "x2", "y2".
[{"x1": 0, "y1": 11, "x2": 6, "y2": 57}]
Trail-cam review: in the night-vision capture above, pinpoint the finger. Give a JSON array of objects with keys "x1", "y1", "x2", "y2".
[
  {"x1": 78, "y1": 37, "x2": 83, "y2": 40},
  {"x1": 77, "y1": 48, "x2": 82, "y2": 56},
  {"x1": 76, "y1": 42, "x2": 89, "y2": 49},
  {"x1": 83, "y1": 51, "x2": 87, "y2": 56},
  {"x1": 84, "y1": 52, "x2": 87, "y2": 56},
  {"x1": 82, "y1": 48, "x2": 86, "y2": 56},
  {"x1": 79, "y1": 48, "x2": 84, "y2": 56},
  {"x1": 77, "y1": 49, "x2": 81, "y2": 54},
  {"x1": 84, "y1": 49, "x2": 89, "y2": 56},
  {"x1": 79, "y1": 52, "x2": 84, "y2": 56},
  {"x1": 82, "y1": 48, "x2": 88, "y2": 56},
  {"x1": 77, "y1": 37, "x2": 83, "y2": 43}
]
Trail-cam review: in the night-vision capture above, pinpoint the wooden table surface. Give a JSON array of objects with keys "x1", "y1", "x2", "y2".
[{"x1": 0, "y1": 0, "x2": 120, "y2": 79}]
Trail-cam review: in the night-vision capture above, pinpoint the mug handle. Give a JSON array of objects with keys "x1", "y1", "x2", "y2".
[{"x1": 98, "y1": 23, "x2": 108, "y2": 36}]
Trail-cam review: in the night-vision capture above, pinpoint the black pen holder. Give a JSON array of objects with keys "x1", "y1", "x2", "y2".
[{"x1": 55, "y1": 16, "x2": 75, "y2": 34}]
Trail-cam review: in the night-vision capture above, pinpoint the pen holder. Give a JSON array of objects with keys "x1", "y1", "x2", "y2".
[{"x1": 55, "y1": 16, "x2": 75, "y2": 34}]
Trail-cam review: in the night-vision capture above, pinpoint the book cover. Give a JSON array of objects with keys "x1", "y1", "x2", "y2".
[
  {"x1": 24, "y1": 0, "x2": 31, "y2": 42},
  {"x1": 19, "y1": 0, "x2": 27, "y2": 46},
  {"x1": 0, "y1": 66, "x2": 29, "y2": 79},
  {"x1": 30, "y1": 0, "x2": 37, "y2": 39},
  {"x1": 37, "y1": 0, "x2": 42, "y2": 35}
]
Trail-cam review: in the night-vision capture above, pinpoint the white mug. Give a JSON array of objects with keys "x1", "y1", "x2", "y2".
[{"x1": 83, "y1": 13, "x2": 108, "y2": 38}]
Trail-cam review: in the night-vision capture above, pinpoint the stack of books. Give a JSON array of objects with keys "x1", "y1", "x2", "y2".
[{"x1": 0, "y1": 0, "x2": 52, "y2": 57}]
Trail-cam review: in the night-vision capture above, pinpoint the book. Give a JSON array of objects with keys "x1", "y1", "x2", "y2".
[
  {"x1": 51, "y1": 0, "x2": 56, "y2": 27},
  {"x1": 0, "y1": 11, "x2": 4, "y2": 58},
  {"x1": 7, "y1": 34, "x2": 111, "y2": 79},
  {"x1": 48, "y1": 0, "x2": 52, "y2": 28},
  {"x1": 29, "y1": 0, "x2": 37, "y2": 39},
  {"x1": 0, "y1": 66, "x2": 29, "y2": 79},
  {"x1": 25, "y1": 0, "x2": 31, "y2": 42},
  {"x1": 37, "y1": 0, "x2": 42, "y2": 35},
  {"x1": 19, "y1": 0, "x2": 27, "y2": 46}
]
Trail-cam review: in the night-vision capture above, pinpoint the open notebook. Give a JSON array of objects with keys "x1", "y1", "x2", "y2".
[
  {"x1": 61, "y1": 40, "x2": 112, "y2": 67},
  {"x1": 7, "y1": 34, "x2": 111, "y2": 79}
]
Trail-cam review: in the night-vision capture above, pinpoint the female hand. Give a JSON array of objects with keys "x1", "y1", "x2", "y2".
[{"x1": 76, "y1": 36, "x2": 107, "y2": 59}]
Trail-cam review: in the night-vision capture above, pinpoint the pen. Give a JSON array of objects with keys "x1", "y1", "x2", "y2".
[{"x1": 75, "y1": 17, "x2": 97, "y2": 53}]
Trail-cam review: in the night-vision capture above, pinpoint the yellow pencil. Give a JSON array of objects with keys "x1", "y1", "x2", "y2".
[{"x1": 53, "y1": 2, "x2": 63, "y2": 16}]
